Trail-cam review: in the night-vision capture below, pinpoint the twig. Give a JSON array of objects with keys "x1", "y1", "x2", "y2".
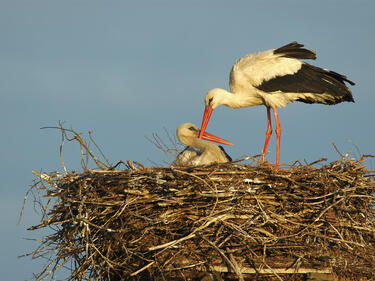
[
  {"x1": 149, "y1": 214, "x2": 230, "y2": 251},
  {"x1": 200, "y1": 236, "x2": 244, "y2": 281},
  {"x1": 130, "y1": 261, "x2": 155, "y2": 276},
  {"x1": 89, "y1": 130, "x2": 111, "y2": 167}
]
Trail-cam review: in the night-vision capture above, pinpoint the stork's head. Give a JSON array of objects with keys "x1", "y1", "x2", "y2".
[
  {"x1": 204, "y1": 88, "x2": 229, "y2": 109},
  {"x1": 177, "y1": 123, "x2": 200, "y2": 145},
  {"x1": 177, "y1": 123, "x2": 232, "y2": 147},
  {"x1": 199, "y1": 88, "x2": 229, "y2": 138}
]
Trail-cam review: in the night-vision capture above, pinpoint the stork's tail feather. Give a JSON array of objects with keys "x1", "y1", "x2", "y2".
[{"x1": 274, "y1": 41, "x2": 317, "y2": 60}]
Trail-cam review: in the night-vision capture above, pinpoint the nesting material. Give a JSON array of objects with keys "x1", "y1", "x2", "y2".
[{"x1": 27, "y1": 157, "x2": 375, "y2": 281}]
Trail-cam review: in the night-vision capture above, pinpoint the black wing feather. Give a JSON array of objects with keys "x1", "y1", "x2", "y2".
[
  {"x1": 274, "y1": 41, "x2": 316, "y2": 60},
  {"x1": 218, "y1": 145, "x2": 232, "y2": 162},
  {"x1": 256, "y1": 64, "x2": 355, "y2": 104}
]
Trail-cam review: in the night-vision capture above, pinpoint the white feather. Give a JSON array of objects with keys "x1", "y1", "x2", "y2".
[{"x1": 230, "y1": 49, "x2": 303, "y2": 89}]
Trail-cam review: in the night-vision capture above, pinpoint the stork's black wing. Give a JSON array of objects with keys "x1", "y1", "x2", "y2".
[
  {"x1": 219, "y1": 145, "x2": 232, "y2": 162},
  {"x1": 256, "y1": 63, "x2": 355, "y2": 104}
]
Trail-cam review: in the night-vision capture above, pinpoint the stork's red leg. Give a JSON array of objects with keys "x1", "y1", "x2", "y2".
[
  {"x1": 262, "y1": 107, "x2": 272, "y2": 162},
  {"x1": 272, "y1": 107, "x2": 282, "y2": 169}
]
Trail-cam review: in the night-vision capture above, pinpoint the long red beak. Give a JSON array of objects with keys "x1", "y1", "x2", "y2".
[
  {"x1": 199, "y1": 130, "x2": 233, "y2": 146},
  {"x1": 199, "y1": 106, "x2": 213, "y2": 138}
]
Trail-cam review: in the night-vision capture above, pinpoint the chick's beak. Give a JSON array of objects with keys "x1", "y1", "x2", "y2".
[{"x1": 198, "y1": 130, "x2": 233, "y2": 146}]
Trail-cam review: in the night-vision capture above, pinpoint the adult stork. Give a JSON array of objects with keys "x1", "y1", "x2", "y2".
[
  {"x1": 198, "y1": 42, "x2": 355, "y2": 169},
  {"x1": 174, "y1": 123, "x2": 232, "y2": 166}
]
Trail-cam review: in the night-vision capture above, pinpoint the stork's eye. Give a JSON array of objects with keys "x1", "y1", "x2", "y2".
[
  {"x1": 208, "y1": 97, "x2": 213, "y2": 105},
  {"x1": 189, "y1": 126, "x2": 197, "y2": 131}
]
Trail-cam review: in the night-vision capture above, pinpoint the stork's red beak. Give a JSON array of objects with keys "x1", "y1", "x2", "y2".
[
  {"x1": 199, "y1": 130, "x2": 233, "y2": 146},
  {"x1": 198, "y1": 105, "x2": 232, "y2": 146},
  {"x1": 199, "y1": 106, "x2": 214, "y2": 138}
]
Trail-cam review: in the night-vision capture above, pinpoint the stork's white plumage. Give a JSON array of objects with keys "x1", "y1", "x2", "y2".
[
  {"x1": 174, "y1": 123, "x2": 232, "y2": 166},
  {"x1": 199, "y1": 42, "x2": 355, "y2": 169}
]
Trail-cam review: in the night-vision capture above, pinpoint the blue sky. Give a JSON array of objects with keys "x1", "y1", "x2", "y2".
[{"x1": 1, "y1": 1, "x2": 374, "y2": 280}]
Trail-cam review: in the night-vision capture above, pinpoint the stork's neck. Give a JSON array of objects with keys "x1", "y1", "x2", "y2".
[
  {"x1": 189, "y1": 137, "x2": 218, "y2": 152},
  {"x1": 213, "y1": 88, "x2": 263, "y2": 109}
]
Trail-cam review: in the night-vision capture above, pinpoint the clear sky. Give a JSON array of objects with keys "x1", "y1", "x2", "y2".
[{"x1": 1, "y1": 1, "x2": 374, "y2": 280}]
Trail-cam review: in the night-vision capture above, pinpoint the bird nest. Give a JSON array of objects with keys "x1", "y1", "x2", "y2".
[
  {"x1": 23, "y1": 127, "x2": 375, "y2": 281},
  {"x1": 24, "y1": 158, "x2": 375, "y2": 281}
]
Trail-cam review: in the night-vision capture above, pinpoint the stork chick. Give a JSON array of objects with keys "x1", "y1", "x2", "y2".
[{"x1": 174, "y1": 123, "x2": 232, "y2": 166}]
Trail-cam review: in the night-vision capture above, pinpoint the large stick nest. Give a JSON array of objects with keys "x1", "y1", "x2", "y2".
[
  {"x1": 26, "y1": 158, "x2": 375, "y2": 281},
  {"x1": 23, "y1": 126, "x2": 375, "y2": 280}
]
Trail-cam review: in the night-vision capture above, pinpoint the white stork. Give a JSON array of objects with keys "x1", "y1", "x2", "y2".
[
  {"x1": 198, "y1": 42, "x2": 355, "y2": 169},
  {"x1": 174, "y1": 123, "x2": 232, "y2": 166}
]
